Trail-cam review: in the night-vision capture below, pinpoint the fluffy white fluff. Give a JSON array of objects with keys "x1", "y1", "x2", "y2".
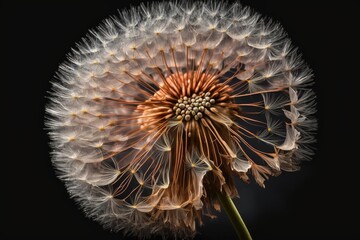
[{"x1": 46, "y1": 1, "x2": 317, "y2": 239}]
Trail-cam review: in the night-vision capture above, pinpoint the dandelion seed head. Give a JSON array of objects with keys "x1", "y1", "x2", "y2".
[{"x1": 46, "y1": 1, "x2": 317, "y2": 239}]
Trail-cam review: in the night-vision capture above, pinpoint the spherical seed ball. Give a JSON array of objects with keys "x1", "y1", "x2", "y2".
[{"x1": 46, "y1": 1, "x2": 317, "y2": 239}]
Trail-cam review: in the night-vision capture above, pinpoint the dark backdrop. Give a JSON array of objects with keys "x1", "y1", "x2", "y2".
[{"x1": 2, "y1": 0, "x2": 358, "y2": 239}]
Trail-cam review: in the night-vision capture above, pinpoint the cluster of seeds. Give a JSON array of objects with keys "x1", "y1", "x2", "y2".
[{"x1": 173, "y1": 92, "x2": 216, "y2": 121}]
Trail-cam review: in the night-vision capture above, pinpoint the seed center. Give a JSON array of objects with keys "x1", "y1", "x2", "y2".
[{"x1": 173, "y1": 92, "x2": 216, "y2": 121}]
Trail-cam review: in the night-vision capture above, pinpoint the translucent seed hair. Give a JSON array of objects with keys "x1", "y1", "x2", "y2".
[{"x1": 46, "y1": 1, "x2": 317, "y2": 239}]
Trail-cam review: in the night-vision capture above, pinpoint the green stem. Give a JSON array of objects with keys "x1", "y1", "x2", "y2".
[{"x1": 216, "y1": 191, "x2": 252, "y2": 240}]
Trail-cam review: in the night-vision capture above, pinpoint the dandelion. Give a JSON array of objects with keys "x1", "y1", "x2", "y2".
[{"x1": 46, "y1": 1, "x2": 317, "y2": 239}]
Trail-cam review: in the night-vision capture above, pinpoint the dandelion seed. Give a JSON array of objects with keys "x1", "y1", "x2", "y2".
[{"x1": 46, "y1": 1, "x2": 317, "y2": 239}]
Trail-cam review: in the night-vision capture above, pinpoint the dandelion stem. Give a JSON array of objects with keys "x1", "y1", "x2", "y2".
[{"x1": 216, "y1": 191, "x2": 252, "y2": 240}]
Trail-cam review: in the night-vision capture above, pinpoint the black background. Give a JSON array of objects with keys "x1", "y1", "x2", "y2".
[{"x1": 2, "y1": 0, "x2": 359, "y2": 239}]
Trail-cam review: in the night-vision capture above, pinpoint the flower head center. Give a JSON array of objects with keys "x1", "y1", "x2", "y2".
[{"x1": 173, "y1": 92, "x2": 216, "y2": 121}]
